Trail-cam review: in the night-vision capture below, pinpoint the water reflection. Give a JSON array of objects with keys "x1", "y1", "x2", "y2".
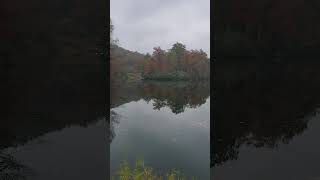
[
  {"x1": 1, "y1": 65, "x2": 107, "y2": 180},
  {"x1": 0, "y1": 113, "x2": 107, "y2": 180},
  {"x1": 108, "y1": 110, "x2": 120, "y2": 143},
  {"x1": 111, "y1": 81, "x2": 210, "y2": 113},
  {"x1": 1, "y1": 0, "x2": 106, "y2": 178},
  {"x1": 110, "y1": 81, "x2": 210, "y2": 179},
  {"x1": 213, "y1": 60, "x2": 320, "y2": 179}
]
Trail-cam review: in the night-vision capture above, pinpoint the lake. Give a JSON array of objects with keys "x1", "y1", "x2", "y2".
[
  {"x1": 110, "y1": 81, "x2": 210, "y2": 179},
  {"x1": 1, "y1": 119, "x2": 108, "y2": 180},
  {"x1": 0, "y1": 81, "x2": 210, "y2": 179},
  {"x1": 212, "y1": 60, "x2": 320, "y2": 180},
  {"x1": 213, "y1": 110, "x2": 320, "y2": 180},
  {"x1": 0, "y1": 65, "x2": 107, "y2": 180}
]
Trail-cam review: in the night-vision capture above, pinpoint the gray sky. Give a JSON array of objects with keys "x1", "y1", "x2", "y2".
[{"x1": 111, "y1": 0, "x2": 210, "y2": 57}]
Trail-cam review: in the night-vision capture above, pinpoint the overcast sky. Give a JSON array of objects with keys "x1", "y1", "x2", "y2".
[{"x1": 110, "y1": 0, "x2": 210, "y2": 57}]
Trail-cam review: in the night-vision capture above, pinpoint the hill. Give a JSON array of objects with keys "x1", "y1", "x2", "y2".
[
  {"x1": 214, "y1": 0, "x2": 320, "y2": 58},
  {"x1": 110, "y1": 45, "x2": 146, "y2": 83},
  {"x1": 111, "y1": 45, "x2": 145, "y2": 72}
]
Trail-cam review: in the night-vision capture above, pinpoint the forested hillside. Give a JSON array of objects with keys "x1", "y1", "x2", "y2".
[
  {"x1": 110, "y1": 20, "x2": 210, "y2": 83},
  {"x1": 110, "y1": 44, "x2": 145, "y2": 83},
  {"x1": 214, "y1": 0, "x2": 320, "y2": 57},
  {"x1": 143, "y1": 43, "x2": 210, "y2": 81}
]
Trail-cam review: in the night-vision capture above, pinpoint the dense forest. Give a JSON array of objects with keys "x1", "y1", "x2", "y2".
[
  {"x1": 214, "y1": 0, "x2": 320, "y2": 57},
  {"x1": 110, "y1": 20, "x2": 210, "y2": 82},
  {"x1": 142, "y1": 43, "x2": 210, "y2": 81}
]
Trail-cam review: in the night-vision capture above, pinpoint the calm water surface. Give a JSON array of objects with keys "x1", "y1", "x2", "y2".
[
  {"x1": 213, "y1": 110, "x2": 320, "y2": 180},
  {"x1": 0, "y1": 81, "x2": 210, "y2": 179},
  {"x1": 110, "y1": 82, "x2": 210, "y2": 179},
  {"x1": 2, "y1": 119, "x2": 108, "y2": 180},
  {"x1": 212, "y1": 61, "x2": 320, "y2": 180}
]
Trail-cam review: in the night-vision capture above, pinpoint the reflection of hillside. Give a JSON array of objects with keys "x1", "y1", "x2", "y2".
[
  {"x1": 110, "y1": 82, "x2": 144, "y2": 109},
  {"x1": 1, "y1": 96, "x2": 107, "y2": 150},
  {"x1": 0, "y1": 0, "x2": 106, "y2": 150},
  {"x1": 110, "y1": 81, "x2": 210, "y2": 114},
  {"x1": 212, "y1": 60, "x2": 320, "y2": 167},
  {"x1": 1, "y1": 68, "x2": 106, "y2": 149}
]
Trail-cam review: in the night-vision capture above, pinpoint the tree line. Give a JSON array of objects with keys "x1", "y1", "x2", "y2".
[
  {"x1": 143, "y1": 43, "x2": 210, "y2": 81},
  {"x1": 110, "y1": 19, "x2": 210, "y2": 82},
  {"x1": 214, "y1": 0, "x2": 320, "y2": 57}
]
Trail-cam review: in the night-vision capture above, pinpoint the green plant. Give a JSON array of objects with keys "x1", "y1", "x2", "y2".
[{"x1": 112, "y1": 159, "x2": 197, "y2": 180}]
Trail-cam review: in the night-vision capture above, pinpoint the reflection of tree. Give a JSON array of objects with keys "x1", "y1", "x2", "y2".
[
  {"x1": 108, "y1": 110, "x2": 120, "y2": 143},
  {"x1": 0, "y1": 152, "x2": 34, "y2": 180},
  {"x1": 109, "y1": 82, "x2": 210, "y2": 146},
  {"x1": 212, "y1": 61, "x2": 320, "y2": 167},
  {"x1": 152, "y1": 99, "x2": 167, "y2": 110},
  {"x1": 110, "y1": 81, "x2": 210, "y2": 114},
  {"x1": 142, "y1": 82, "x2": 210, "y2": 114}
]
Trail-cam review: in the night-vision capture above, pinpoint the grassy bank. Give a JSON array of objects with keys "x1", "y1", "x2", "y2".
[{"x1": 112, "y1": 159, "x2": 198, "y2": 180}]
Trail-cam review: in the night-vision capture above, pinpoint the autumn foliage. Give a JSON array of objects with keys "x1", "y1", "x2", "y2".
[
  {"x1": 143, "y1": 43, "x2": 210, "y2": 81},
  {"x1": 110, "y1": 20, "x2": 210, "y2": 82}
]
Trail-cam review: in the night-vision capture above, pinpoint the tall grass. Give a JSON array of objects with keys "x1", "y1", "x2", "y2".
[{"x1": 111, "y1": 159, "x2": 198, "y2": 180}]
